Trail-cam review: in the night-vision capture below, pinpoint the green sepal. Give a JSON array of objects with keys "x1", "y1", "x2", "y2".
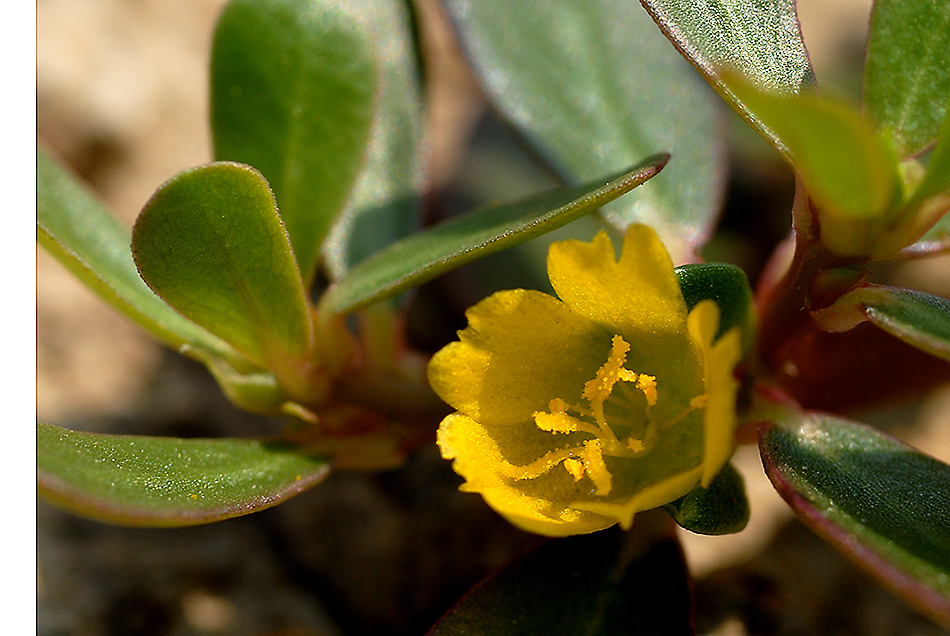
[
  {"x1": 663, "y1": 463, "x2": 750, "y2": 536},
  {"x1": 37, "y1": 423, "x2": 330, "y2": 527},
  {"x1": 675, "y1": 262, "x2": 755, "y2": 352}
]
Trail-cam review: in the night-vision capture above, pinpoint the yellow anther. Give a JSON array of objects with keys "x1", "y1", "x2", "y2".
[
  {"x1": 626, "y1": 437, "x2": 645, "y2": 452},
  {"x1": 582, "y1": 335, "x2": 631, "y2": 405},
  {"x1": 563, "y1": 458, "x2": 585, "y2": 481},
  {"x1": 533, "y1": 410, "x2": 580, "y2": 433},
  {"x1": 690, "y1": 394, "x2": 707, "y2": 409},
  {"x1": 618, "y1": 368, "x2": 638, "y2": 383},
  {"x1": 636, "y1": 374, "x2": 657, "y2": 406}
]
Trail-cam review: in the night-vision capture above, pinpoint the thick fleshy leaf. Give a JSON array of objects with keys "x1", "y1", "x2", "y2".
[
  {"x1": 864, "y1": 0, "x2": 950, "y2": 158},
  {"x1": 759, "y1": 406, "x2": 950, "y2": 625},
  {"x1": 442, "y1": 0, "x2": 725, "y2": 261},
  {"x1": 816, "y1": 285, "x2": 950, "y2": 361},
  {"x1": 36, "y1": 148, "x2": 245, "y2": 367},
  {"x1": 132, "y1": 163, "x2": 313, "y2": 373},
  {"x1": 428, "y1": 526, "x2": 692, "y2": 635},
  {"x1": 663, "y1": 463, "x2": 749, "y2": 535},
  {"x1": 321, "y1": 0, "x2": 426, "y2": 280},
  {"x1": 639, "y1": 0, "x2": 815, "y2": 153},
  {"x1": 211, "y1": 0, "x2": 377, "y2": 287},
  {"x1": 728, "y1": 80, "x2": 899, "y2": 222},
  {"x1": 322, "y1": 156, "x2": 668, "y2": 314},
  {"x1": 37, "y1": 423, "x2": 330, "y2": 527}
]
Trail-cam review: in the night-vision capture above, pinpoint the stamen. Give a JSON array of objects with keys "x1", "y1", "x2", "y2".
[
  {"x1": 519, "y1": 334, "x2": 681, "y2": 495},
  {"x1": 501, "y1": 447, "x2": 577, "y2": 480},
  {"x1": 636, "y1": 374, "x2": 657, "y2": 406},
  {"x1": 581, "y1": 335, "x2": 631, "y2": 406},
  {"x1": 563, "y1": 458, "x2": 585, "y2": 481},
  {"x1": 533, "y1": 410, "x2": 580, "y2": 433},
  {"x1": 582, "y1": 440, "x2": 612, "y2": 495}
]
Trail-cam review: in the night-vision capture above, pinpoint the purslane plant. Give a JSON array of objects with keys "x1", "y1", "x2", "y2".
[{"x1": 37, "y1": 0, "x2": 950, "y2": 631}]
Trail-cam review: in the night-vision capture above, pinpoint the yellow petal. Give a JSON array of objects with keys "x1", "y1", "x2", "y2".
[
  {"x1": 686, "y1": 300, "x2": 742, "y2": 486},
  {"x1": 428, "y1": 288, "x2": 609, "y2": 427},
  {"x1": 437, "y1": 413, "x2": 617, "y2": 537},
  {"x1": 547, "y1": 226, "x2": 687, "y2": 336},
  {"x1": 572, "y1": 465, "x2": 704, "y2": 529}
]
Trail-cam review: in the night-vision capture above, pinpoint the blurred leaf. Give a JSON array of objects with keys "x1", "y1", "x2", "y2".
[
  {"x1": 321, "y1": 0, "x2": 426, "y2": 280},
  {"x1": 728, "y1": 80, "x2": 898, "y2": 221},
  {"x1": 322, "y1": 156, "x2": 668, "y2": 314},
  {"x1": 132, "y1": 163, "x2": 313, "y2": 374},
  {"x1": 639, "y1": 0, "x2": 815, "y2": 154},
  {"x1": 911, "y1": 111, "x2": 950, "y2": 205},
  {"x1": 864, "y1": 0, "x2": 950, "y2": 158},
  {"x1": 211, "y1": 0, "x2": 377, "y2": 287},
  {"x1": 900, "y1": 112, "x2": 950, "y2": 255},
  {"x1": 37, "y1": 423, "x2": 329, "y2": 527},
  {"x1": 759, "y1": 406, "x2": 950, "y2": 625},
  {"x1": 905, "y1": 211, "x2": 950, "y2": 256},
  {"x1": 428, "y1": 526, "x2": 693, "y2": 636},
  {"x1": 663, "y1": 463, "x2": 749, "y2": 535},
  {"x1": 36, "y1": 148, "x2": 246, "y2": 367},
  {"x1": 442, "y1": 0, "x2": 725, "y2": 262}
]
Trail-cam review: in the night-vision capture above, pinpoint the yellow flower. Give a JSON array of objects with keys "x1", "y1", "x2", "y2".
[{"x1": 428, "y1": 225, "x2": 743, "y2": 537}]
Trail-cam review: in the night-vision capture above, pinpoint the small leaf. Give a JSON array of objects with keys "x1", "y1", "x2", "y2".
[
  {"x1": 639, "y1": 0, "x2": 815, "y2": 151},
  {"x1": 36, "y1": 148, "x2": 245, "y2": 367},
  {"x1": 833, "y1": 285, "x2": 950, "y2": 361},
  {"x1": 727, "y1": 79, "x2": 899, "y2": 222},
  {"x1": 864, "y1": 0, "x2": 950, "y2": 158},
  {"x1": 663, "y1": 463, "x2": 750, "y2": 535},
  {"x1": 132, "y1": 162, "x2": 313, "y2": 373},
  {"x1": 428, "y1": 526, "x2": 693, "y2": 636},
  {"x1": 321, "y1": 0, "x2": 426, "y2": 280},
  {"x1": 211, "y1": 0, "x2": 377, "y2": 287},
  {"x1": 759, "y1": 405, "x2": 950, "y2": 625},
  {"x1": 37, "y1": 423, "x2": 329, "y2": 527},
  {"x1": 442, "y1": 0, "x2": 725, "y2": 261},
  {"x1": 322, "y1": 156, "x2": 668, "y2": 315}
]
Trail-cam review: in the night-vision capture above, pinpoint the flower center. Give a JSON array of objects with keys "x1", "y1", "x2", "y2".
[{"x1": 515, "y1": 335, "x2": 705, "y2": 496}]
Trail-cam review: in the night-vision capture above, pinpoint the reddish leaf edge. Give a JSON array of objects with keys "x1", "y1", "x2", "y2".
[
  {"x1": 37, "y1": 426, "x2": 331, "y2": 528},
  {"x1": 758, "y1": 417, "x2": 950, "y2": 626}
]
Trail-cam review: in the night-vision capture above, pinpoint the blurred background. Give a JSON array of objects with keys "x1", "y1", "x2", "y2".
[{"x1": 37, "y1": 1, "x2": 950, "y2": 634}]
